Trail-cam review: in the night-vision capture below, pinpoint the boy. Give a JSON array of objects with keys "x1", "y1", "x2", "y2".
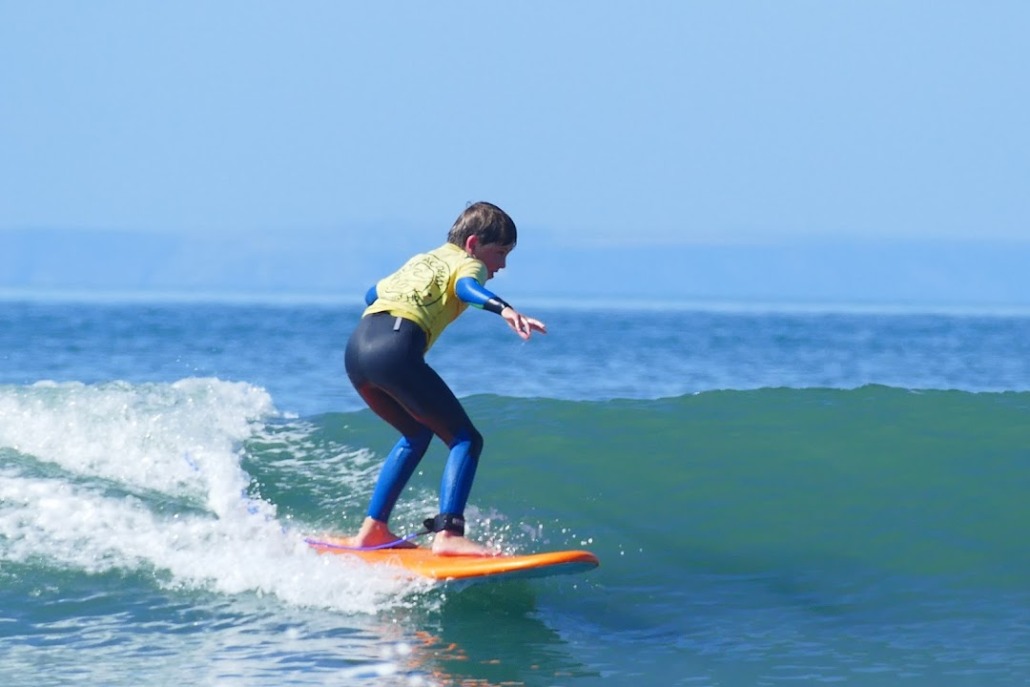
[{"x1": 342, "y1": 201, "x2": 546, "y2": 556}]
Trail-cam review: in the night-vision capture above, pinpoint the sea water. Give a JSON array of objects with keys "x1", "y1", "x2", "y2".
[{"x1": 2, "y1": 298, "x2": 1030, "y2": 686}]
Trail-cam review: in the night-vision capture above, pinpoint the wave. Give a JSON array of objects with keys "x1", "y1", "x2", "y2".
[{"x1": 4, "y1": 379, "x2": 1028, "y2": 616}]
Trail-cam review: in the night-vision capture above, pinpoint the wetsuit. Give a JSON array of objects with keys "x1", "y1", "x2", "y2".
[{"x1": 344, "y1": 242, "x2": 510, "y2": 534}]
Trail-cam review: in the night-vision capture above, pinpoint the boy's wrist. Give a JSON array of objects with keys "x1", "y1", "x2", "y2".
[{"x1": 484, "y1": 297, "x2": 512, "y2": 315}]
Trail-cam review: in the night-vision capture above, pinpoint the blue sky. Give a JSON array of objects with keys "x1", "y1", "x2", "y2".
[{"x1": 2, "y1": 2, "x2": 1029, "y2": 304}]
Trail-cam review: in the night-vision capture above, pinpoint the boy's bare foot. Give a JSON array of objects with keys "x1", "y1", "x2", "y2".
[
  {"x1": 431, "y1": 530, "x2": 500, "y2": 557},
  {"x1": 340, "y1": 517, "x2": 417, "y2": 549}
]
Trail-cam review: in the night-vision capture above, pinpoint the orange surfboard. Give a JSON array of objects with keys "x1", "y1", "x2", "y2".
[{"x1": 307, "y1": 536, "x2": 599, "y2": 583}]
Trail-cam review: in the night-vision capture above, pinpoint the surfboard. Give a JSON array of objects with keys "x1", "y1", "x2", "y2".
[{"x1": 306, "y1": 536, "x2": 599, "y2": 583}]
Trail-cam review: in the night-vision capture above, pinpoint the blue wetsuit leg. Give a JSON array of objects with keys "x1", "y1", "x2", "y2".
[
  {"x1": 439, "y1": 428, "x2": 483, "y2": 516},
  {"x1": 366, "y1": 429, "x2": 433, "y2": 522}
]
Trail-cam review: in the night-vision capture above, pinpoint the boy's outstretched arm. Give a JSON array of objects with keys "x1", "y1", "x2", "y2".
[{"x1": 455, "y1": 277, "x2": 547, "y2": 340}]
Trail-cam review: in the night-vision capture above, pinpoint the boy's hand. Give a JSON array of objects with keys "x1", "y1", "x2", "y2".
[{"x1": 502, "y1": 307, "x2": 547, "y2": 340}]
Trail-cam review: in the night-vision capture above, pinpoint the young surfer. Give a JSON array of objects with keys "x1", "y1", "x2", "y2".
[{"x1": 342, "y1": 201, "x2": 547, "y2": 556}]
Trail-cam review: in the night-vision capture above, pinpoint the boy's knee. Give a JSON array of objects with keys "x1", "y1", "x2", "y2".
[
  {"x1": 451, "y1": 426, "x2": 483, "y2": 458},
  {"x1": 411, "y1": 426, "x2": 433, "y2": 449}
]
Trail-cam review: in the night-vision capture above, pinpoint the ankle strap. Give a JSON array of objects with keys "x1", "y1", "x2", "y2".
[{"x1": 422, "y1": 513, "x2": 465, "y2": 536}]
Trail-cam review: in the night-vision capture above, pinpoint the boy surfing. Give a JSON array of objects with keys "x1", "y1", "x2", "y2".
[{"x1": 340, "y1": 202, "x2": 546, "y2": 555}]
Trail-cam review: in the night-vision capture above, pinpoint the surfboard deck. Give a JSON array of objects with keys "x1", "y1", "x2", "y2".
[{"x1": 306, "y1": 536, "x2": 599, "y2": 582}]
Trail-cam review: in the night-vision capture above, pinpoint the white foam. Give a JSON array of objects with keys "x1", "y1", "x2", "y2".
[
  {"x1": 0, "y1": 378, "x2": 431, "y2": 613},
  {"x1": 0, "y1": 378, "x2": 271, "y2": 501}
]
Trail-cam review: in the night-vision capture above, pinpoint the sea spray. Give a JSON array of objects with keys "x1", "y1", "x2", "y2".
[{"x1": 0, "y1": 379, "x2": 431, "y2": 614}]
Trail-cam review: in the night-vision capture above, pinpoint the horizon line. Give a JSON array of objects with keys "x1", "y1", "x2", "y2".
[{"x1": 4, "y1": 287, "x2": 1030, "y2": 318}]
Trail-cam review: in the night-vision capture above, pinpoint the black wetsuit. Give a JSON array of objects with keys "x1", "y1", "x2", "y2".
[{"x1": 345, "y1": 312, "x2": 483, "y2": 524}]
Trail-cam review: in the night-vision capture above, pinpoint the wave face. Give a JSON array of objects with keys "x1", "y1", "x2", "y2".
[{"x1": 453, "y1": 387, "x2": 1030, "y2": 584}]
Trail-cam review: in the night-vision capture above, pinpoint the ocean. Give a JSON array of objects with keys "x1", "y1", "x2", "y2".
[{"x1": 2, "y1": 298, "x2": 1030, "y2": 686}]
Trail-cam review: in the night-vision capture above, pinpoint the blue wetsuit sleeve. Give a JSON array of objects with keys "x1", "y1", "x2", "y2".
[
  {"x1": 364, "y1": 284, "x2": 378, "y2": 306},
  {"x1": 455, "y1": 277, "x2": 511, "y2": 314}
]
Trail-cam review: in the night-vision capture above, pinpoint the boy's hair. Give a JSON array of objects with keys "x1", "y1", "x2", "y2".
[{"x1": 447, "y1": 201, "x2": 517, "y2": 247}]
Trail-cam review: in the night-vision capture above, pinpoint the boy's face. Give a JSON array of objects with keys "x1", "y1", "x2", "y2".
[{"x1": 469, "y1": 239, "x2": 514, "y2": 279}]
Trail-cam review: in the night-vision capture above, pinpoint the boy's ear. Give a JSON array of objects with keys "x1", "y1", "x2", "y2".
[{"x1": 463, "y1": 235, "x2": 479, "y2": 254}]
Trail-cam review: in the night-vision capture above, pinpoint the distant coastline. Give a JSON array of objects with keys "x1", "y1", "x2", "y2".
[{"x1": 2, "y1": 227, "x2": 1028, "y2": 310}]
